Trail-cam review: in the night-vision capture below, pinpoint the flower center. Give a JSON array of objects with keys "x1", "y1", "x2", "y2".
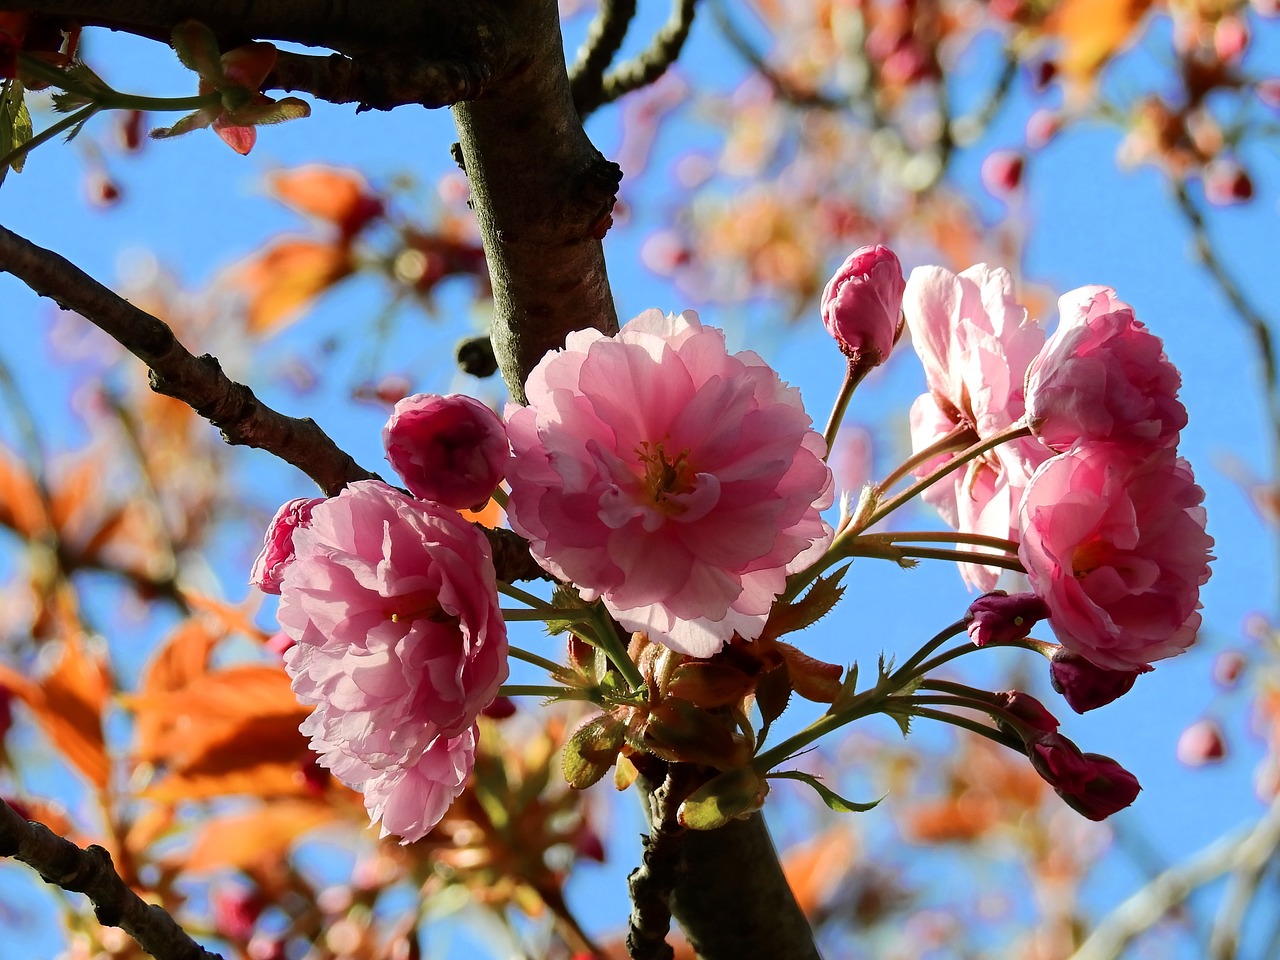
[{"x1": 636, "y1": 440, "x2": 696, "y2": 512}]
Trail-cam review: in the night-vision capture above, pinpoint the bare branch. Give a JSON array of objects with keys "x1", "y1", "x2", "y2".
[
  {"x1": 0, "y1": 799, "x2": 223, "y2": 960},
  {"x1": 0, "y1": 224, "x2": 375, "y2": 496},
  {"x1": 1070, "y1": 795, "x2": 1280, "y2": 960},
  {"x1": 569, "y1": 0, "x2": 638, "y2": 117},
  {"x1": 266, "y1": 49, "x2": 493, "y2": 111},
  {"x1": 593, "y1": 0, "x2": 699, "y2": 115}
]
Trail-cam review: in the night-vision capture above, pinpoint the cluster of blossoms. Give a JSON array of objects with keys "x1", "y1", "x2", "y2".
[{"x1": 252, "y1": 243, "x2": 1211, "y2": 840}]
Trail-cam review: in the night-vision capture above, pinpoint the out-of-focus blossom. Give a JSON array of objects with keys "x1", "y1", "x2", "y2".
[
  {"x1": 249, "y1": 496, "x2": 324, "y2": 595},
  {"x1": 1025, "y1": 286, "x2": 1186, "y2": 453},
  {"x1": 904, "y1": 263, "x2": 1049, "y2": 590},
  {"x1": 506, "y1": 309, "x2": 833, "y2": 657},
  {"x1": 980, "y1": 150, "x2": 1025, "y2": 197},
  {"x1": 1018, "y1": 445, "x2": 1213, "y2": 671},
  {"x1": 1049, "y1": 648, "x2": 1148, "y2": 713},
  {"x1": 1213, "y1": 650, "x2": 1246, "y2": 688},
  {"x1": 1027, "y1": 733, "x2": 1141, "y2": 820},
  {"x1": 383, "y1": 393, "x2": 507, "y2": 510},
  {"x1": 1204, "y1": 158, "x2": 1254, "y2": 205},
  {"x1": 966, "y1": 591, "x2": 1048, "y2": 646},
  {"x1": 820, "y1": 244, "x2": 905, "y2": 367},
  {"x1": 278, "y1": 480, "x2": 507, "y2": 841},
  {"x1": 1176, "y1": 719, "x2": 1227, "y2": 766}
]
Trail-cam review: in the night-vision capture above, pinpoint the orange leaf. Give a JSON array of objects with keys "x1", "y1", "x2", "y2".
[
  {"x1": 0, "y1": 447, "x2": 49, "y2": 537},
  {"x1": 460, "y1": 496, "x2": 504, "y2": 529},
  {"x1": 133, "y1": 617, "x2": 222, "y2": 760},
  {"x1": 1049, "y1": 0, "x2": 1155, "y2": 85},
  {"x1": 231, "y1": 239, "x2": 354, "y2": 335},
  {"x1": 267, "y1": 165, "x2": 380, "y2": 234},
  {"x1": 782, "y1": 826, "x2": 859, "y2": 917},
  {"x1": 184, "y1": 801, "x2": 336, "y2": 873},
  {"x1": 0, "y1": 635, "x2": 111, "y2": 789}
]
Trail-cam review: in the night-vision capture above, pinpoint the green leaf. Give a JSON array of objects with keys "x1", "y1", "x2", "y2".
[
  {"x1": 769, "y1": 566, "x2": 849, "y2": 638},
  {"x1": 226, "y1": 96, "x2": 310, "y2": 127},
  {"x1": 677, "y1": 768, "x2": 769, "y2": 830},
  {"x1": 562, "y1": 713, "x2": 626, "y2": 789},
  {"x1": 827, "y1": 661, "x2": 859, "y2": 714},
  {"x1": 171, "y1": 20, "x2": 225, "y2": 81},
  {"x1": 149, "y1": 108, "x2": 215, "y2": 140},
  {"x1": 768, "y1": 770, "x2": 882, "y2": 814},
  {"x1": 755, "y1": 663, "x2": 792, "y2": 745},
  {"x1": 0, "y1": 81, "x2": 32, "y2": 181}
]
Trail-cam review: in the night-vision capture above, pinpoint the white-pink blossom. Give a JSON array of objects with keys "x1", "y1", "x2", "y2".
[
  {"x1": 505, "y1": 309, "x2": 833, "y2": 657},
  {"x1": 277, "y1": 480, "x2": 507, "y2": 841},
  {"x1": 1018, "y1": 445, "x2": 1213, "y2": 672},
  {"x1": 249, "y1": 496, "x2": 325, "y2": 595},
  {"x1": 903, "y1": 263, "x2": 1049, "y2": 589}
]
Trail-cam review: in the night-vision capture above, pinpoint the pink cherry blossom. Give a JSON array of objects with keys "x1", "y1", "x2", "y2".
[
  {"x1": 249, "y1": 496, "x2": 325, "y2": 594},
  {"x1": 1025, "y1": 286, "x2": 1187, "y2": 453},
  {"x1": 278, "y1": 480, "x2": 507, "y2": 841},
  {"x1": 505, "y1": 309, "x2": 833, "y2": 657},
  {"x1": 383, "y1": 393, "x2": 507, "y2": 510},
  {"x1": 820, "y1": 244, "x2": 905, "y2": 367},
  {"x1": 904, "y1": 263, "x2": 1049, "y2": 589},
  {"x1": 1018, "y1": 445, "x2": 1214, "y2": 672}
]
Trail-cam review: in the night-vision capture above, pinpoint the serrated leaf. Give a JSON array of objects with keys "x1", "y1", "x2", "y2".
[
  {"x1": 828, "y1": 662, "x2": 859, "y2": 714},
  {"x1": 562, "y1": 713, "x2": 626, "y2": 789},
  {"x1": 886, "y1": 708, "x2": 912, "y2": 739},
  {"x1": 778, "y1": 642, "x2": 843, "y2": 704},
  {"x1": 769, "y1": 770, "x2": 882, "y2": 814},
  {"x1": 226, "y1": 96, "x2": 310, "y2": 126},
  {"x1": 677, "y1": 768, "x2": 769, "y2": 830},
  {"x1": 756, "y1": 664, "x2": 792, "y2": 728},
  {"x1": 762, "y1": 566, "x2": 850, "y2": 641}
]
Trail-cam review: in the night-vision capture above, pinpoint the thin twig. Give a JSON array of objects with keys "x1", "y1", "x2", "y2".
[
  {"x1": 706, "y1": 0, "x2": 845, "y2": 111},
  {"x1": 0, "y1": 224, "x2": 375, "y2": 496},
  {"x1": 1070, "y1": 793, "x2": 1280, "y2": 960},
  {"x1": 0, "y1": 799, "x2": 223, "y2": 960},
  {"x1": 593, "y1": 0, "x2": 700, "y2": 115},
  {"x1": 266, "y1": 49, "x2": 493, "y2": 111},
  {"x1": 569, "y1": 0, "x2": 638, "y2": 116}
]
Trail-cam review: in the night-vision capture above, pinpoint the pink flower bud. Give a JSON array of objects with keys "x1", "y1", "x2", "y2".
[
  {"x1": 383, "y1": 393, "x2": 508, "y2": 510},
  {"x1": 821, "y1": 244, "x2": 906, "y2": 366},
  {"x1": 1212, "y1": 650, "x2": 1246, "y2": 688},
  {"x1": 981, "y1": 149, "x2": 1025, "y2": 197},
  {"x1": 249, "y1": 496, "x2": 325, "y2": 594},
  {"x1": 1027, "y1": 733, "x2": 1141, "y2": 820},
  {"x1": 993, "y1": 690, "x2": 1060, "y2": 737},
  {"x1": 1258, "y1": 79, "x2": 1280, "y2": 110},
  {"x1": 1204, "y1": 159, "x2": 1254, "y2": 206},
  {"x1": 966, "y1": 591, "x2": 1048, "y2": 646},
  {"x1": 1049, "y1": 649, "x2": 1148, "y2": 713},
  {"x1": 213, "y1": 886, "x2": 263, "y2": 941},
  {"x1": 1213, "y1": 15, "x2": 1250, "y2": 62},
  {"x1": 480, "y1": 695, "x2": 516, "y2": 719},
  {"x1": 1025, "y1": 108, "x2": 1061, "y2": 149},
  {"x1": 1177, "y1": 719, "x2": 1227, "y2": 766}
]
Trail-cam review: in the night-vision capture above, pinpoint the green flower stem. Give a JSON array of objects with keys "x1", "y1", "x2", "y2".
[
  {"x1": 909, "y1": 635, "x2": 1055, "y2": 679},
  {"x1": 497, "y1": 683, "x2": 593, "y2": 700},
  {"x1": 905, "y1": 705, "x2": 1024, "y2": 752},
  {"x1": 0, "y1": 101, "x2": 97, "y2": 172},
  {"x1": 872, "y1": 423, "x2": 975, "y2": 496},
  {"x1": 752, "y1": 687, "x2": 883, "y2": 773},
  {"x1": 843, "y1": 541, "x2": 1026, "y2": 572},
  {"x1": 16, "y1": 53, "x2": 219, "y2": 112},
  {"x1": 821, "y1": 360, "x2": 871, "y2": 459},
  {"x1": 855, "y1": 530, "x2": 1021, "y2": 554},
  {"x1": 586, "y1": 604, "x2": 647, "y2": 693},
  {"x1": 490, "y1": 485, "x2": 509, "y2": 510},
  {"x1": 500, "y1": 607, "x2": 587, "y2": 622},
  {"x1": 508, "y1": 644, "x2": 569, "y2": 676},
  {"x1": 857, "y1": 420, "x2": 1033, "y2": 531},
  {"x1": 496, "y1": 581, "x2": 555, "y2": 609},
  {"x1": 889, "y1": 619, "x2": 968, "y2": 683}
]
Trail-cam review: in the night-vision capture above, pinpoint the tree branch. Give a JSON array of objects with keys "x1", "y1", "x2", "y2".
[
  {"x1": 0, "y1": 224, "x2": 375, "y2": 496},
  {"x1": 451, "y1": 0, "x2": 620, "y2": 401},
  {"x1": 0, "y1": 799, "x2": 223, "y2": 960},
  {"x1": 627, "y1": 765, "x2": 695, "y2": 960},
  {"x1": 265, "y1": 49, "x2": 492, "y2": 111},
  {"x1": 593, "y1": 0, "x2": 699, "y2": 116},
  {"x1": 569, "y1": 0, "x2": 638, "y2": 117}
]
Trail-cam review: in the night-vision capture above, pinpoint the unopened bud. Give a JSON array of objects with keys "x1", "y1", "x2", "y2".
[
  {"x1": 821, "y1": 244, "x2": 905, "y2": 368},
  {"x1": 1049, "y1": 649, "x2": 1148, "y2": 713}
]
